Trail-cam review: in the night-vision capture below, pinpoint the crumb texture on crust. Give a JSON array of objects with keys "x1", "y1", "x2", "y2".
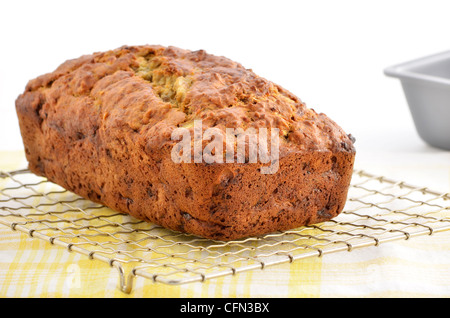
[
  {"x1": 20, "y1": 45, "x2": 355, "y2": 153},
  {"x1": 15, "y1": 45, "x2": 355, "y2": 240}
]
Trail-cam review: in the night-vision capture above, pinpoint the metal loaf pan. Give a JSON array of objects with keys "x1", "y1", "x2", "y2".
[{"x1": 384, "y1": 51, "x2": 450, "y2": 150}]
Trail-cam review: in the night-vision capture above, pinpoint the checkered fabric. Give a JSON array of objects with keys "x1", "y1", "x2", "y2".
[{"x1": 0, "y1": 150, "x2": 449, "y2": 297}]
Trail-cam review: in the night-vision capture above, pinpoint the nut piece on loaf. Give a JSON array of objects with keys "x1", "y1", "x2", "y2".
[{"x1": 15, "y1": 45, "x2": 356, "y2": 241}]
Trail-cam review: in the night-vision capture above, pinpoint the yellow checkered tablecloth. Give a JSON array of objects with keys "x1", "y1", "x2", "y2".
[{"x1": 0, "y1": 150, "x2": 449, "y2": 298}]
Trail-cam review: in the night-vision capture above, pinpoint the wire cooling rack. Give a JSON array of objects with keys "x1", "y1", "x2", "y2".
[{"x1": 0, "y1": 168, "x2": 449, "y2": 293}]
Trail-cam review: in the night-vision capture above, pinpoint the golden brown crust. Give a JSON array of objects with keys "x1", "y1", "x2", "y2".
[{"x1": 15, "y1": 45, "x2": 355, "y2": 240}]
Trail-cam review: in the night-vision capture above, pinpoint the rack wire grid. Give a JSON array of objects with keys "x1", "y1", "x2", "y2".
[{"x1": 0, "y1": 168, "x2": 449, "y2": 293}]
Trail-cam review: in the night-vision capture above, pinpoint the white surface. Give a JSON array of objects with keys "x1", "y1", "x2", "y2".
[
  {"x1": 0, "y1": 0, "x2": 449, "y2": 297},
  {"x1": 1, "y1": 1, "x2": 450, "y2": 179}
]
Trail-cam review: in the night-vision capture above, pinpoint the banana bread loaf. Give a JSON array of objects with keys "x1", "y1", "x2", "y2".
[{"x1": 15, "y1": 45, "x2": 355, "y2": 241}]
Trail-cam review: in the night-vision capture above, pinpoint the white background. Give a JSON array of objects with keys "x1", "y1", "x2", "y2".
[
  {"x1": 0, "y1": 0, "x2": 450, "y2": 297},
  {"x1": 1, "y1": 0, "x2": 450, "y2": 188}
]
